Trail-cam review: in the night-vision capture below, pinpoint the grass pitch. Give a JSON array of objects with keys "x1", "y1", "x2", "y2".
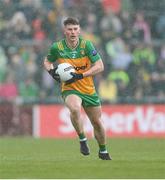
[{"x1": 0, "y1": 137, "x2": 165, "y2": 179}]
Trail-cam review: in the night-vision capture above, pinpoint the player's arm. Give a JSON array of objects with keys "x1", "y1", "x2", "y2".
[
  {"x1": 43, "y1": 57, "x2": 60, "y2": 83},
  {"x1": 43, "y1": 44, "x2": 60, "y2": 82},
  {"x1": 83, "y1": 59, "x2": 104, "y2": 77},
  {"x1": 83, "y1": 41, "x2": 104, "y2": 77},
  {"x1": 43, "y1": 57, "x2": 54, "y2": 71}
]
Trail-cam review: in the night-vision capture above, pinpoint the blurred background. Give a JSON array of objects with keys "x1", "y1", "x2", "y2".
[{"x1": 0, "y1": 0, "x2": 165, "y2": 137}]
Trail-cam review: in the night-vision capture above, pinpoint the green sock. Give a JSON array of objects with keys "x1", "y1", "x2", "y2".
[
  {"x1": 99, "y1": 144, "x2": 108, "y2": 153},
  {"x1": 79, "y1": 133, "x2": 87, "y2": 141}
]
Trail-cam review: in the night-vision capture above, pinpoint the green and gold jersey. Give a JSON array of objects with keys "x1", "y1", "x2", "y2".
[{"x1": 47, "y1": 37, "x2": 101, "y2": 95}]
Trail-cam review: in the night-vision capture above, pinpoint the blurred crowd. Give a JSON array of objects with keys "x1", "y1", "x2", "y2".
[{"x1": 0, "y1": 0, "x2": 165, "y2": 103}]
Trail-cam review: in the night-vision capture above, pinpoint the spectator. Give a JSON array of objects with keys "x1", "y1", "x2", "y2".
[
  {"x1": 120, "y1": 11, "x2": 133, "y2": 42},
  {"x1": 98, "y1": 76, "x2": 117, "y2": 102},
  {"x1": 18, "y1": 77, "x2": 39, "y2": 98},
  {"x1": 155, "y1": 13, "x2": 165, "y2": 39},
  {"x1": 151, "y1": 58, "x2": 165, "y2": 98},
  {"x1": 107, "y1": 69, "x2": 130, "y2": 97},
  {"x1": 0, "y1": 73, "x2": 18, "y2": 100},
  {"x1": 107, "y1": 40, "x2": 133, "y2": 70},
  {"x1": 9, "y1": 11, "x2": 31, "y2": 39},
  {"x1": 132, "y1": 43, "x2": 156, "y2": 71},
  {"x1": 132, "y1": 12, "x2": 151, "y2": 43},
  {"x1": 100, "y1": 8, "x2": 122, "y2": 41},
  {"x1": 0, "y1": 46, "x2": 7, "y2": 83},
  {"x1": 32, "y1": 18, "x2": 46, "y2": 41},
  {"x1": 101, "y1": 0, "x2": 121, "y2": 15}
]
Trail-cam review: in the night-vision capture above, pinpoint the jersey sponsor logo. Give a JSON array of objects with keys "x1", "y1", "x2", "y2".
[
  {"x1": 91, "y1": 49, "x2": 97, "y2": 56},
  {"x1": 74, "y1": 63, "x2": 88, "y2": 71}
]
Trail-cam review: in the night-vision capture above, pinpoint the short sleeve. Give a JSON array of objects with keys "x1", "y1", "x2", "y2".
[
  {"x1": 85, "y1": 40, "x2": 101, "y2": 63},
  {"x1": 47, "y1": 43, "x2": 58, "y2": 62}
]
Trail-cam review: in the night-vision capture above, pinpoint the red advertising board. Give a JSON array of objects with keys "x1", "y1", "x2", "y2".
[{"x1": 33, "y1": 104, "x2": 165, "y2": 138}]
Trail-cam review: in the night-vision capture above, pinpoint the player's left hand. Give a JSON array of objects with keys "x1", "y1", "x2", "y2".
[{"x1": 65, "y1": 72, "x2": 83, "y2": 84}]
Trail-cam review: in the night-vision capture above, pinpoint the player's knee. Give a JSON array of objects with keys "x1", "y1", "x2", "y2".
[{"x1": 70, "y1": 105, "x2": 81, "y2": 116}]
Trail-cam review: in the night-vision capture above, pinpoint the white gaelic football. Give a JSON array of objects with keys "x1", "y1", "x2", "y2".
[{"x1": 56, "y1": 63, "x2": 75, "y2": 82}]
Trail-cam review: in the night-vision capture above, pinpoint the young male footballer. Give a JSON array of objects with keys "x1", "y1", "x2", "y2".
[{"x1": 43, "y1": 17, "x2": 112, "y2": 160}]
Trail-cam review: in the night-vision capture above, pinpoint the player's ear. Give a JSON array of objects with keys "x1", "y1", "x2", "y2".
[
  {"x1": 63, "y1": 27, "x2": 66, "y2": 35},
  {"x1": 62, "y1": 23, "x2": 67, "y2": 35},
  {"x1": 78, "y1": 27, "x2": 81, "y2": 35}
]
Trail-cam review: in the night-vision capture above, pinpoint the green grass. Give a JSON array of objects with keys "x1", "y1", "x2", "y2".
[{"x1": 0, "y1": 137, "x2": 165, "y2": 179}]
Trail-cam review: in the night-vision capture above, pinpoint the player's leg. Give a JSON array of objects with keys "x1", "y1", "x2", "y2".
[
  {"x1": 65, "y1": 94, "x2": 83, "y2": 134},
  {"x1": 83, "y1": 106, "x2": 112, "y2": 160},
  {"x1": 65, "y1": 94, "x2": 90, "y2": 155}
]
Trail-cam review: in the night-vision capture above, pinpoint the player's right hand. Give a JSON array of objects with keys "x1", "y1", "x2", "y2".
[
  {"x1": 48, "y1": 67, "x2": 61, "y2": 83},
  {"x1": 65, "y1": 72, "x2": 83, "y2": 84}
]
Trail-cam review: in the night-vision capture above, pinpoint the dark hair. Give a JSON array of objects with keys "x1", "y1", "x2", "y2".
[{"x1": 63, "y1": 17, "x2": 80, "y2": 26}]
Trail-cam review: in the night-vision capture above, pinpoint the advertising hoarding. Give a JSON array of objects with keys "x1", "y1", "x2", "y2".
[{"x1": 33, "y1": 104, "x2": 165, "y2": 138}]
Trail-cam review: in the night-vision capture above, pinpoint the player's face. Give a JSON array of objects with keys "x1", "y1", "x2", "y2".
[{"x1": 64, "y1": 24, "x2": 80, "y2": 42}]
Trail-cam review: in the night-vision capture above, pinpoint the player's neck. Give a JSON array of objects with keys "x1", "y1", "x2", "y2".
[{"x1": 65, "y1": 38, "x2": 79, "y2": 50}]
